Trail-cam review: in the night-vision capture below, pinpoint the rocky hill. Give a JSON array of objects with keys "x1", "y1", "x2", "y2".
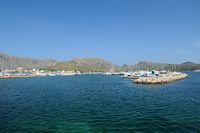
[
  {"x1": 0, "y1": 52, "x2": 57, "y2": 70},
  {"x1": 133, "y1": 61, "x2": 200, "y2": 72},
  {"x1": 48, "y1": 57, "x2": 116, "y2": 72}
]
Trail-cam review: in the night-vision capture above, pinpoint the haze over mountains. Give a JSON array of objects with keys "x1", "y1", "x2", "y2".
[{"x1": 0, "y1": 52, "x2": 199, "y2": 72}]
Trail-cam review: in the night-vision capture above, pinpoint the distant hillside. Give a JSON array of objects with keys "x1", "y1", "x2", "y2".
[
  {"x1": 134, "y1": 61, "x2": 167, "y2": 70},
  {"x1": 48, "y1": 59, "x2": 200, "y2": 72},
  {"x1": 48, "y1": 58, "x2": 116, "y2": 72},
  {"x1": 0, "y1": 52, "x2": 57, "y2": 70},
  {"x1": 132, "y1": 61, "x2": 200, "y2": 72},
  {"x1": 1, "y1": 52, "x2": 199, "y2": 72},
  {"x1": 118, "y1": 61, "x2": 200, "y2": 72},
  {"x1": 182, "y1": 62, "x2": 195, "y2": 65}
]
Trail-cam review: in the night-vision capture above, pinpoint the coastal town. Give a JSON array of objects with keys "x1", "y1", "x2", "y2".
[
  {"x1": 0, "y1": 67, "x2": 188, "y2": 84},
  {"x1": 0, "y1": 67, "x2": 78, "y2": 78}
]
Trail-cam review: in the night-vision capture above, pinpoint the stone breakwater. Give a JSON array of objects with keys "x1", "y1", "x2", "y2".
[
  {"x1": 0, "y1": 75, "x2": 35, "y2": 79},
  {"x1": 134, "y1": 73, "x2": 188, "y2": 84}
]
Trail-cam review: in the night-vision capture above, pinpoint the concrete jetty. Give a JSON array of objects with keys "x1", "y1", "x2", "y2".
[{"x1": 134, "y1": 72, "x2": 188, "y2": 84}]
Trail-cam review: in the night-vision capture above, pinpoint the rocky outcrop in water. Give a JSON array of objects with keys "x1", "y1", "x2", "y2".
[{"x1": 134, "y1": 72, "x2": 188, "y2": 84}]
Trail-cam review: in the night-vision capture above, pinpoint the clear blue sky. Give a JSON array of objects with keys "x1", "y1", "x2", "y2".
[{"x1": 0, "y1": 0, "x2": 200, "y2": 64}]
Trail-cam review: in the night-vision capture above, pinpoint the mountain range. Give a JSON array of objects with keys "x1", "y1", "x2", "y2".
[{"x1": 0, "y1": 52, "x2": 199, "y2": 72}]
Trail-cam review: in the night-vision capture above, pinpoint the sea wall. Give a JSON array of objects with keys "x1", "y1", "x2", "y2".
[{"x1": 134, "y1": 73, "x2": 188, "y2": 84}]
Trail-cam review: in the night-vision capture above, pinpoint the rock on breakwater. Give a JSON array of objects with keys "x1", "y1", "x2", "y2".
[{"x1": 134, "y1": 72, "x2": 188, "y2": 84}]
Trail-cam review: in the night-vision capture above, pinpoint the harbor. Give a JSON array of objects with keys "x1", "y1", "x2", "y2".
[
  {"x1": 0, "y1": 68, "x2": 78, "y2": 79},
  {"x1": 0, "y1": 68, "x2": 188, "y2": 85}
]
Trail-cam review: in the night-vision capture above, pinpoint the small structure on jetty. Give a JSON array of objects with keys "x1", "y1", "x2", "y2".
[{"x1": 134, "y1": 72, "x2": 188, "y2": 84}]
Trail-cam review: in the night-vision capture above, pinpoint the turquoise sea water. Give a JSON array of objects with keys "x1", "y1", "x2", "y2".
[{"x1": 0, "y1": 72, "x2": 200, "y2": 133}]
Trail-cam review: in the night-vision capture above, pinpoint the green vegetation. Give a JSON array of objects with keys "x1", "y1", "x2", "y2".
[{"x1": 47, "y1": 58, "x2": 116, "y2": 72}]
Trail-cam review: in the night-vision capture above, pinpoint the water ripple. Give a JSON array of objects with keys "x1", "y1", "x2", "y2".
[{"x1": 0, "y1": 73, "x2": 200, "y2": 132}]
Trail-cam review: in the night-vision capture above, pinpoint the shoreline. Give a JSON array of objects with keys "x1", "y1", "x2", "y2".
[{"x1": 0, "y1": 75, "x2": 36, "y2": 79}]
